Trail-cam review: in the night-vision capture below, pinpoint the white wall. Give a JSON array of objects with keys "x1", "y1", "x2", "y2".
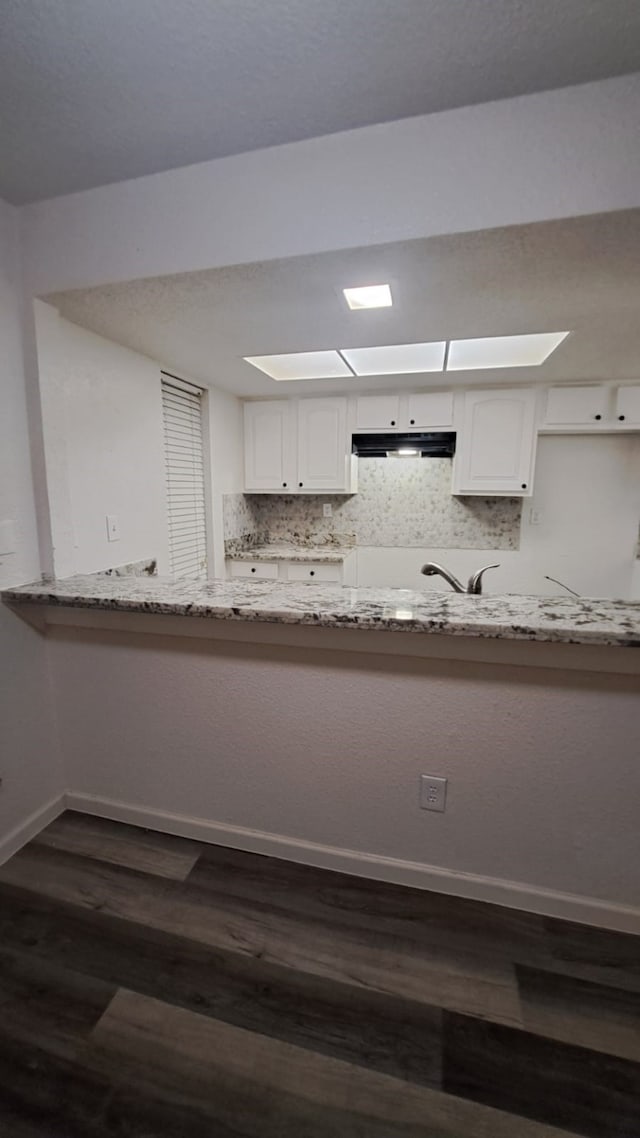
[
  {"x1": 357, "y1": 435, "x2": 640, "y2": 599},
  {"x1": 22, "y1": 75, "x2": 640, "y2": 296},
  {"x1": 49, "y1": 624, "x2": 640, "y2": 918},
  {"x1": 34, "y1": 301, "x2": 170, "y2": 577},
  {"x1": 0, "y1": 199, "x2": 64, "y2": 855}
]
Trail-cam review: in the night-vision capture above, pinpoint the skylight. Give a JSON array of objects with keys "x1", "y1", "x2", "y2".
[
  {"x1": 243, "y1": 332, "x2": 570, "y2": 380},
  {"x1": 343, "y1": 284, "x2": 392, "y2": 310},
  {"x1": 340, "y1": 341, "x2": 446, "y2": 376},
  {"x1": 447, "y1": 331, "x2": 570, "y2": 370},
  {"x1": 244, "y1": 351, "x2": 352, "y2": 381}
]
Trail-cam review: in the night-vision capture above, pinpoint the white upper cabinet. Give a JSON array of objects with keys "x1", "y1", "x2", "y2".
[
  {"x1": 244, "y1": 401, "x2": 295, "y2": 491},
  {"x1": 406, "y1": 391, "x2": 454, "y2": 429},
  {"x1": 615, "y1": 384, "x2": 640, "y2": 426},
  {"x1": 355, "y1": 395, "x2": 400, "y2": 430},
  {"x1": 297, "y1": 398, "x2": 349, "y2": 491},
  {"x1": 453, "y1": 389, "x2": 537, "y2": 496},
  {"x1": 355, "y1": 391, "x2": 453, "y2": 431},
  {"x1": 544, "y1": 385, "x2": 610, "y2": 427},
  {"x1": 244, "y1": 398, "x2": 353, "y2": 493}
]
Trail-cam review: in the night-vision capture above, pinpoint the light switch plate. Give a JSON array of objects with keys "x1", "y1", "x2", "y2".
[
  {"x1": 420, "y1": 774, "x2": 447, "y2": 813},
  {"x1": 106, "y1": 515, "x2": 121, "y2": 542},
  {"x1": 323, "y1": 503, "x2": 333, "y2": 518}
]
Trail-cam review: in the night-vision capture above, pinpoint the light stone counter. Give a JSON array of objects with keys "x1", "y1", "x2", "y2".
[
  {"x1": 3, "y1": 575, "x2": 640, "y2": 647},
  {"x1": 226, "y1": 543, "x2": 354, "y2": 564}
]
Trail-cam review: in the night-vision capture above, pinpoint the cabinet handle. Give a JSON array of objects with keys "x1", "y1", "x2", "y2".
[
  {"x1": 595, "y1": 414, "x2": 602, "y2": 420},
  {"x1": 282, "y1": 482, "x2": 287, "y2": 487},
  {"x1": 619, "y1": 414, "x2": 626, "y2": 421},
  {"x1": 251, "y1": 567, "x2": 256, "y2": 573},
  {"x1": 521, "y1": 483, "x2": 527, "y2": 489},
  {"x1": 309, "y1": 570, "x2": 315, "y2": 577},
  {"x1": 390, "y1": 420, "x2": 396, "y2": 426},
  {"x1": 410, "y1": 418, "x2": 415, "y2": 425},
  {"x1": 298, "y1": 482, "x2": 303, "y2": 488}
]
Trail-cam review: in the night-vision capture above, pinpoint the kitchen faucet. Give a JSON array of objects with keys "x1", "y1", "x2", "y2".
[{"x1": 421, "y1": 561, "x2": 500, "y2": 594}]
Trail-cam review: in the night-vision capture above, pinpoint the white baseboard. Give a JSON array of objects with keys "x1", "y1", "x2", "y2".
[
  {"x1": 0, "y1": 794, "x2": 65, "y2": 867},
  {"x1": 65, "y1": 792, "x2": 640, "y2": 934}
]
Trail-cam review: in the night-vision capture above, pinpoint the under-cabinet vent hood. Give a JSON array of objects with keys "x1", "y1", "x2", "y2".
[{"x1": 351, "y1": 432, "x2": 456, "y2": 458}]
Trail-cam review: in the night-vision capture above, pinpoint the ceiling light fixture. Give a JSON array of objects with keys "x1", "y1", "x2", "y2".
[
  {"x1": 343, "y1": 284, "x2": 392, "y2": 310},
  {"x1": 243, "y1": 350, "x2": 352, "y2": 381},
  {"x1": 340, "y1": 341, "x2": 446, "y2": 376},
  {"x1": 447, "y1": 331, "x2": 570, "y2": 371}
]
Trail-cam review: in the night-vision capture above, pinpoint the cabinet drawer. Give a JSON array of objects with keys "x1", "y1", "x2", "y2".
[
  {"x1": 286, "y1": 563, "x2": 342, "y2": 583},
  {"x1": 228, "y1": 560, "x2": 280, "y2": 580}
]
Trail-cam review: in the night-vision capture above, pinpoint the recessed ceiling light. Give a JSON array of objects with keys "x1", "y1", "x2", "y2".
[
  {"x1": 447, "y1": 331, "x2": 570, "y2": 371},
  {"x1": 343, "y1": 284, "x2": 392, "y2": 310},
  {"x1": 244, "y1": 350, "x2": 352, "y2": 381},
  {"x1": 340, "y1": 341, "x2": 446, "y2": 376}
]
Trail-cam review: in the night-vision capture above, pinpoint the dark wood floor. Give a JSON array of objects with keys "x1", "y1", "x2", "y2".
[{"x1": 0, "y1": 812, "x2": 638, "y2": 1137}]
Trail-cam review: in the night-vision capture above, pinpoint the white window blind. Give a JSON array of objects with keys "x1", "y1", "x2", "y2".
[{"x1": 161, "y1": 374, "x2": 208, "y2": 579}]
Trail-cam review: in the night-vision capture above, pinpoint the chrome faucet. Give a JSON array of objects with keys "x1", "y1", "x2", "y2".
[{"x1": 421, "y1": 562, "x2": 500, "y2": 594}]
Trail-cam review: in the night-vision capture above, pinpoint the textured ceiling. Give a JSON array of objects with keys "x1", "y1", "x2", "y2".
[
  {"x1": 48, "y1": 211, "x2": 640, "y2": 397},
  {"x1": 2, "y1": 0, "x2": 640, "y2": 204}
]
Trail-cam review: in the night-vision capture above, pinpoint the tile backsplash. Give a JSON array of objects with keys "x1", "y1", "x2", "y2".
[{"x1": 224, "y1": 458, "x2": 522, "y2": 551}]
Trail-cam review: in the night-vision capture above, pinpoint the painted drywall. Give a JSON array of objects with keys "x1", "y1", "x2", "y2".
[
  {"x1": 21, "y1": 75, "x2": 640, "y2": 296},
  {"x1": 0, "y1": 198, "x2": 64, "y2": 852},
  {"x1": 49, "y1": 624, "x2": 640, "y2": 913},
  {"x1": 34, "y1": 302, "x2": 170, "y2": 577},
  {"x1": 355, "y1": 435, "x2": 640, "y2": 599}
]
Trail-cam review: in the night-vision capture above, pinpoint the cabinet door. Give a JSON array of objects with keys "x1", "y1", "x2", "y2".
[
  {"x1": 244, "y1": 401, "x2": 295, "y2": 491},
  {"x1": 355, "y1": 395, "x2": 400, "y2": 430},
  {"x1": 545, "y1": 386, "x2": 609, "y2": 426},
  {"x1": 454, "y1": 389, "x2": 537, "y2": 495},
  {"x1": 615, "y1": 385, "x2": 640, "y2": 425},
  {"x1": 297, "y1": 398, "x2": 348, "y2": 491},
  {"x1": 407, "y1": 391, "x2": 454, "y2": 429}
]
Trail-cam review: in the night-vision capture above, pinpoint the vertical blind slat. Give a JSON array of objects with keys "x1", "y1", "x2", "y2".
[{"x1": 161, "y1": 378, "x2": 208, "y2": 580}]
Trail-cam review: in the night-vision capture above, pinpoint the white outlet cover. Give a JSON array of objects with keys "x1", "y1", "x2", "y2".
[
  {"x1": 323, "y1": 503, "x2": 333, "y2": 517},
  {"x1": 420, "y1": 774, "x2": 447, "y2": 813}
]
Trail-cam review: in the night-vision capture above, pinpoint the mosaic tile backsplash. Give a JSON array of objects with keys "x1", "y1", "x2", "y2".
[{"x1": 223, "y1": 458, "x2": 522, "y2": 551}]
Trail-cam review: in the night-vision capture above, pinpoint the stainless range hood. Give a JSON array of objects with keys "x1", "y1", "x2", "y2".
[{"x1": 351, "y1": 432, "x2": 456, "y2": 458}]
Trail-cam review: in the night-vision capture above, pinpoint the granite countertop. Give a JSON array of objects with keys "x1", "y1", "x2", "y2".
[
  {"x1": 226, "y1": 543, "x2": 355, "y2": 564},
  {"x1": 3, "y1": 575, "x2": 640, "y2": 647}
]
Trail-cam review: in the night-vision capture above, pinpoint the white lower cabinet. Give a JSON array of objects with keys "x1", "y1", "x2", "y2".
[
  {"x1": 227, "y1": 553, "x2": 355, "y2": 585},
  {"x1": 452, "y1": 388, "x2": 537, "y2": 496}
]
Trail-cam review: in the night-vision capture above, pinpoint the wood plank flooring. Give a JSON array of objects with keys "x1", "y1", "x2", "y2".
[{"x1": 0, "y1": 811, "x2": 638, "y2": 1136}]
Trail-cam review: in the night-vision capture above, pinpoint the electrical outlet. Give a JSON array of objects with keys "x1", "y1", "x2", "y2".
[
  {"x1": 529, "y1": 508, "x2": 542, "y2": 526},
  {"x1": 106, "y1": 514, "x2": 121, "y2": 542},
  {"x1": 420, "y1": 774, "x2": 447, "y2": 813},
  {"x1": 323, "y1": 503, "x2": 333, "y2": 518}
]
